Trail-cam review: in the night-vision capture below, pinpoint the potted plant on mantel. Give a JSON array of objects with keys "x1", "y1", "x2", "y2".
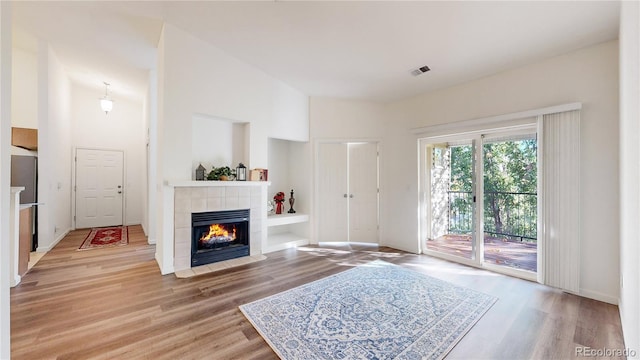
[{"x1": 207, "y1": 166, "x2": 235, "y2": 181}]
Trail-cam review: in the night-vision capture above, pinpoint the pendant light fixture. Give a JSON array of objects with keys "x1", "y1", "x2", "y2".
[{"x1": 100, "y1": 82, "x2": 113, "y2": 114}]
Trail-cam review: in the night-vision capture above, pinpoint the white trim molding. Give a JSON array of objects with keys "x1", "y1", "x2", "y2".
[
  {"x1": 412, "y1": 102, "x2": 582, "y2": 137},
  {"x1": 416, "y1": 103, "x2": 582, "y2": 285},
  {"x1": 10, "y1": 187, "x2": 23, "y2": 287},
  {"x1": 72, "y1": 147, "x2": 126, "y2": 229},
  {"x1": 580, "y1": 288, "x2": 619, "y2": 305}
]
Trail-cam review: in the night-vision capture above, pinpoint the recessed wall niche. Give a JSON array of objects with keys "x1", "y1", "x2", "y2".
[{"x1": 191, "y1": 114, "x2": 249, "y2": 179}]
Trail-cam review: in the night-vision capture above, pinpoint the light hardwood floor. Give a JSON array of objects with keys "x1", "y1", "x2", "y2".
[{"x1": 11, "y1": 226, "x2": 625, "y2": 359}]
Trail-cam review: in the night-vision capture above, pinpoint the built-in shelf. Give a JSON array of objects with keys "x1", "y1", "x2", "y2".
[
  {"x1": 264, "y1": 138, "x2": 311, "y2": 254},
  {"x1": 265, "y1": 213, "x2": 310, "y2": 253},
  {"x1": 267, "y1": 213, "x2": 309, "y2": 227}
]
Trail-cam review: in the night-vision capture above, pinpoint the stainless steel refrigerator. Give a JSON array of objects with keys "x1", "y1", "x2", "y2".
[{"x1": 11, "y1": 155, "x2": 38, "y2": 250}]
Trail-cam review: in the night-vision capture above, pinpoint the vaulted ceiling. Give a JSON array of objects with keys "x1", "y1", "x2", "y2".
[{"x1": 11, "y1": 1, "x2": 620, "y2": 102}]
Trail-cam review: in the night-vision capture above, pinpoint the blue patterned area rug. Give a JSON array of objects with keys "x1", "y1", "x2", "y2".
[{"x1": 239, "y1": 260, "x2": 497, "y2": 360}]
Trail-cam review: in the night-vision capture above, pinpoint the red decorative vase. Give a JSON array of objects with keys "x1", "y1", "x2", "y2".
[{"x1": 276, "y1": 202, "x2": 283, "y2": 214}]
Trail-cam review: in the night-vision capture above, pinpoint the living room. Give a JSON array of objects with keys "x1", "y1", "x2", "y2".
[{"x1": 1, "y1": 1, "x2": 639, "y2": 359}]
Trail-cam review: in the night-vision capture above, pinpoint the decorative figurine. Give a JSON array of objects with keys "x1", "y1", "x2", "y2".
[
  {"x1": 274, "y1": 192, "x2": 285, "y2": 214},
  {"x1": 288, "y1": 189, "x2": 296, "y2": 214}
]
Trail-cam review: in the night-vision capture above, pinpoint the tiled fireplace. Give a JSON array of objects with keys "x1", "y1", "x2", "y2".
[
  {"x1": 191, "y1": 209, "x2": 250, "y2": 266},
  {"x1": 171, "y1": 182, "x2": 267, "y2": 272}
]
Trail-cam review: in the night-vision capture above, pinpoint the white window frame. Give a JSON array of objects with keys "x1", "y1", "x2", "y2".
[{"x1": 416, "y1": 102, "x2": 581, "y2": 283}]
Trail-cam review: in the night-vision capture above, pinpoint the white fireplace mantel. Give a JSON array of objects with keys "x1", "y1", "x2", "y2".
[
  {"x1": 165, "y1": 180, "x2": 270, "y2": 188},
  {"x1": 158, "y1": 181, "x2": 269, "y2": 275}
]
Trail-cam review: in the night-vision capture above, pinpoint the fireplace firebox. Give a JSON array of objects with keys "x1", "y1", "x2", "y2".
[{"x1": 191, "y1": 209, "x2": 250, "y2": 266}]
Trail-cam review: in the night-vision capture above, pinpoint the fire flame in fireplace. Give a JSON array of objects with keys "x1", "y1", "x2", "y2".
[{"x1": 200, "y1": 224, "x2": 236, "y2": 244}]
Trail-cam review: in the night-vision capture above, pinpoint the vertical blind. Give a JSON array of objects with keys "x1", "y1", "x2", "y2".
[{"x1": 540, "y1": 110, "x2": 581, "y2": 292}]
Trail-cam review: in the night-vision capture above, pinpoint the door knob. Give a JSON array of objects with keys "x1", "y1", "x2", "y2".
[
  {"x1": 350, "y1": 194, "x2": 354, "y2": 198},
  {"x1": 118, "y1": 191, "x2": 122, "y2": 194},
  {"x1": 118, "y1": 185, "x2": 122, "y2": 188},
  {"x1": 344, "y1": 194, "x2": 348, "y2": 198}
]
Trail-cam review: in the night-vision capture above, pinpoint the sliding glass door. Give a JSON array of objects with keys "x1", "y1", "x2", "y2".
[
  {"x1": 425, "y1": 138, "x2": 477, "y2": 261},
  {"x1": 481, "y1": 133, "x2": 537, "y2": 273},
  {"x1": 422, "y1": 127, "x2": 538, "y2": 278}
]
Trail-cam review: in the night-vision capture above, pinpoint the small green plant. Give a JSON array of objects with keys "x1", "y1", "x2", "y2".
[{"x1": 207, "y1": 166, "x2": 235, "y2": 181}]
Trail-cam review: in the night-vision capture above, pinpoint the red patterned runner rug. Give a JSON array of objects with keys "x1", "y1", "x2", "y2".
[{"x1": 78, "y1": 226, "x2": 129, "y2": 250}]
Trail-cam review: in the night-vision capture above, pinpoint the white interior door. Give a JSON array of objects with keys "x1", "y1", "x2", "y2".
[
  {"x1": 318, "y1": 143, "x2": 348, "y2": 242},
  {"x1": 76, "y1": 149, "x2": 124, "y2": 229},
  {"x1": 348, "y1": 143, "x2": 379, "y2": 243}
]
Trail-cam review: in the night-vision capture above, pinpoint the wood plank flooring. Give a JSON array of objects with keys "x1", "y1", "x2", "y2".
[{"x1": 11, "y1": 226, "x2": 625, "y2": 359}]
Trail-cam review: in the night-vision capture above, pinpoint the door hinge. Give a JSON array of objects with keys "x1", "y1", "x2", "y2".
[
  {"x1": 74, "y1": 185, "x2": 77, "y2": 191},
  {"x1": 75, "y1": 156, "x2": 77, "y2": 162},
  {"x1": 473, "y1": 195, "x2": 476, "y2": 203},
  {"x1": 74, "y1": 215, "x2": 76, "y2": 221}
]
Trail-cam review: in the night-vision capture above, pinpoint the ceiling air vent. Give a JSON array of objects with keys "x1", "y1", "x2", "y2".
[{"x1": 411, "y1": 65, "x2": 431, "y2": 76}]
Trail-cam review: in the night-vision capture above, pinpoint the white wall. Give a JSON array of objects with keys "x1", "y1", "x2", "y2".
[
  {"x1": 271, "y1": 81, "x2": 309, "y2": 142},
  {"x1": 268, "y1": 138, "x2": 310, "y2": 213},
  {"x1": 36, "y1": 41, "x2": 51, "y2": 252},
  {"x1": 36, "y1": 42, "x2": 72, "y2": 252},
  {"x1": 268, "y1": 138, "x2": 290, "y2": 202},
  {"x1": 146, "y1": 68, "x2": 158, "y2": 244},
  {"x1": 308, "y1": 97, "x2": 388, "y2": 245},
  {"x1": 619, "y1": 1, "x2": 640, "y2": 356},
  {"x1": 0, "y1": 3, "x2": 12, "y2": 358},
  {"x1": 159, "y1": 23, "x2": 308, "y2": 181},
  {"x1": 10, "y1": 34, "x2": 38, "y2": 156},
  {"x1": 142, "y1": 85, "x2": 149, "y2": 236},
  {"x1": 191, "y1": 115, "x2": 234, "y2": 174},
  {"x1": 310, "y1": 98, "x2": 387, "y2": 140},
  {"x1": 155, "y1": 26, "x2": 168, "y2": 271},
  {"x1": 287, "y1": 140, "x2": 311, "y2": 239},
  {"x1": 155, "y1": 23, "x2": 309, "y2": 273},
  {"x1": 48, "y1": 46, "x2": 72, "y2": 244},
  {"x1": 11, "y1": 46, "x2": 37, "y2": 128},
  {"x1": 191, "y1": 115, "x2": 247, "y2": 176},
  {"x1": 71, "y1": 83, "x2": 146, "y2": 226},
  {"x1": 311, "y1": 41, "x2": 620, "y2": 304},
  {"x1": 382, "y1": 40, "x2": 620, "y2": 304}
]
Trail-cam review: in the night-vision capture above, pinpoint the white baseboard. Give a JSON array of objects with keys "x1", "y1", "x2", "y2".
[
  {"x1": 36, "y1": 228, "x2": 70, "y2": 253},
  {"x1": 382, "y1": 242, "x2": 420, "y2": 255},
  {"x1": 155, "y1": 252, "x2": 174, "y2": 275},
  {"x1": 55, "y1": 228, "x2": 70, "y2": 244},
  {"x1": 10, "y1": 274, "x2": 21, "y2": 287},
  {"x1": 580, "y1": 288, "x2": 619, "y2": 305},
  {"x1": 140, "y1": 222, "x2": 155, "y2": 244},
  {"x1": 125, "y1": 222, "x2": 153, "y2": 243}
]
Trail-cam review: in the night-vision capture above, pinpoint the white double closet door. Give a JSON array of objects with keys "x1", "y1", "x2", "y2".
[{"x1": 318, "y1": 142, "x2": 378, "y2": 243}]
